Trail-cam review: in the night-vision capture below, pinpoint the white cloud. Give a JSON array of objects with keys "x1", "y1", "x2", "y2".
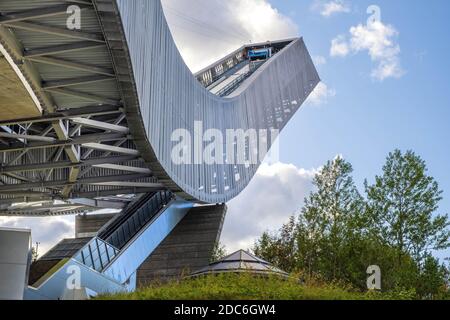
[
  {"x1": 306, "y1": 82, "x2": 336, "y2": 106},
  {"x1": 350, "y1": 21, "x2": 404, "y2": 80},
  {"x1": 221, "y1": 162, "x2": 317, "y2": 252},
  {"x1": 313, "y1": 55, "x2": 327, "y2": 66},
  {"x1": 330, "y1": 35, "x2": 350, "y2": 57},
  {"x1": 312, "y1": 0, "x2": 351, "y2": 17},
  {"x1": 0, "y1": 216, "x2": 74, "y2": 256},
  {"x1": 330, "y1": 21, "x2": 404, "y2": 80},
  {"x1": 162, "y1": 0, "x2": 299, "y2": 72}
]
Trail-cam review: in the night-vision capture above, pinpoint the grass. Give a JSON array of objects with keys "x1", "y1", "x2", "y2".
[{"x1": 97, "y1": 273, "x2": 416, "y2": 300}]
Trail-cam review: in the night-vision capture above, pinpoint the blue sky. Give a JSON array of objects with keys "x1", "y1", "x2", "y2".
[
  {"x1": 274, "y1": 0, "x2": 450, "y2": 182},
  {"x1": 270, "y1": 0, "x2": 450, "y2": 259}
]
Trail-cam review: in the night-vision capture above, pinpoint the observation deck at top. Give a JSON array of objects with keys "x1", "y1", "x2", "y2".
[
  {"x1": 196, "y1": 40, "x2": 292, "y2": 97},
  {"x1": 0, "y1": 0, "x2": 320, "y2": 216}
]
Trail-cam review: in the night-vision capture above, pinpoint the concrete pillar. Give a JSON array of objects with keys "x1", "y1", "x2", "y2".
[
  {"x1": 137, "y1": 204, "x2": 227, "y2": 286},
  {"x1": 0, "y1": 227, "x2": 31, "y2": 300},
  {"x1": 75, "y1": 213, "x2": 116, "y2": 238}
]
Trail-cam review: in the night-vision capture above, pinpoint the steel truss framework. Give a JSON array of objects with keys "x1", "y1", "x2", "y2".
[
  {"x1": 0, "y1": 0, "x2": 160, "y2": 216},
  {"x1": 0, "y1": 0, "x2": 320, "y2": 216}
]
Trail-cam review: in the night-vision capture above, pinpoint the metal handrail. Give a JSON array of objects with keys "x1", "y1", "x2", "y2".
[
  {"x1": 73, "y1": 191, "x2": 174, "y2": 273},
  {"x1": 217, "y1": 61, "x2": 265, "y2": 97}
]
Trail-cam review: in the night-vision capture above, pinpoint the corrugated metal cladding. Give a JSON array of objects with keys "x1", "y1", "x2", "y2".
[
  {"x1": 114, "y1": 0, "x2": 320, "y2": 203},
  {"x1": 0, "y1": 0, "x2": 118, "y2": 110}
]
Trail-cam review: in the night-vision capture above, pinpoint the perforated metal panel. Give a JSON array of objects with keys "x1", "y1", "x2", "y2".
[{"x1": 115, "y1": 0, "x2": 320, "y2": 203}]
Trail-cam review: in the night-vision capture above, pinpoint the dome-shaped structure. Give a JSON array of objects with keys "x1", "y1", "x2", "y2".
[{"x1": 191, "y1": 250, "x2": 289, "y2": 278}]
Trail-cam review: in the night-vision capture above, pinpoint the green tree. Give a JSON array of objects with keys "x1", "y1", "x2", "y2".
[
  {"x1": 365, "y1": 150, "x2": 450, "y2": 264},
  {"x1": 254, "y1": 216, "x2": 298, "y2": 272},
  {"x1": 299, "y1": 156, "x2": 365, "y2": 280},
  {"x1": 210, "y1": 242, "x2": 228, "y2": 263},
  {"x1": 31, "y1": 243, "x2": 40, "y2": 262},
  {"x1": 253, "y1": 152, "x2": 449, "y2": 297},
  {"x1": 255, "y1": 156, "x2": 372, "y2": 285},
  {"x1": 416, "y1": 255, "x2": 448, "y2": 299}
]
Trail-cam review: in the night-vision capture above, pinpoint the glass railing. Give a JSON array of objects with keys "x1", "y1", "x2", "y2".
[
  {"x1": 73, "y1": 237, "x2": 120, "y2": 273},
  {"x1": 73, "y1": 191, "x2": 174, "y2": 273},
  {"x1": 217, "y1": 61, "x2": 265, "y2": 97},
  {"x1": 100, "y1": 191, "x2": 174, "y2": 250}
]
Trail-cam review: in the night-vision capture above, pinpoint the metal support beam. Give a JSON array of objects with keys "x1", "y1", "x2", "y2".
[
  {"x1": 26, "y1": 56, "x2": 114, "y2": 76},
  {"x1": 0, "y1": 133, "x2": 128, "y2": 153},
  {"x1": 0, "y1": 155, "x2": 139, "y2": 174},
  {"x1": 0, "y1": 105, "x2": 123, "y2": 126},
  {"x1": 81, "y1": 137, "x2": 126, "y2": 161},
  {"x1": 0, "y1": 209, "x2": 88, "y2": 217},
  {"x1": 45, "y1": 88, "x2": 121, "y2": 105},
  {"x1": 62, "y1": 167, "x2": 80, "y2": 197},
  {"x1": 0, "y1": 132, "x2": 56, "y2": 143},
  {"x1": 69, "y1": 198, "x2": 125, "y2": 210},
  {"x1": 52, "y1": 120, "x2": 80, "y2": 163},
  {"x1": 80, "y1": 115, "x2": 127, "y2": 160},
  {"x1": 60, "y1": 0, "x2": 93, "y2": 5},
  {"x1": 24, "y1": 42, "x2": 105, "y2": 58},
  {"x1": 43, "y1": 75, "x2": 114, "y2": 89},
  {"x1": 0, "y1": 5, "x2": 89, "y2": 24},
  {"x1": 92, "y1": 164, "x2": 151, "y2": 174},
  {"x1": 71, "y1": 188, "x2": 166, "y2": 199},
  {"x1": 90, "y1": 182, "x2": 162, "y2": 188},
  {"x1": 1, "y1": 205, "x2": 88, "y2": 216},
  {"x1": 71, "y1": 117, "x2": 129, "y2": 133},
  {"x1": 0, "y1": 197, "x2": 56, "y2": 206},
  {"x1": 2, "y1": 21, "x2": 105, "y2": 43},
  {"x1": 82, "y1": 143, "x2": 139, "y2": 155},
  {"x1": 0, "y1": 191, "x2": 53, "y2": 197},
  {"x1": 0, "y1": 174, "x2": 156, "y2": 192}
]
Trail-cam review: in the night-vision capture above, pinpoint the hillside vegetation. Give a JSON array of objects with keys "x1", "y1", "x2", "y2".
[
  {"x1": 98, "y1": 273, "x2": 417, "y2": 300},
  {"x1": 254, "y1": 152, "x2": 449, "y2": 300}
]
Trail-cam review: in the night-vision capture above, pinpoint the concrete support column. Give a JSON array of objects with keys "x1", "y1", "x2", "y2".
[
  {"x1": 0, "y1": 227, "x2": 31, "y2": 300},
  {"x1": 137, "y1": 204, "x2": 227, "y2": 286},
  {"x1": 75, "y1": 213, "x2": 116, "y2": 238}
]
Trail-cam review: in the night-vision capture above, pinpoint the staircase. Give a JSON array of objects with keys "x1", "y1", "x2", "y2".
[{"x1": 25, "y1": 191, "x2": 192, "y2": 300}]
